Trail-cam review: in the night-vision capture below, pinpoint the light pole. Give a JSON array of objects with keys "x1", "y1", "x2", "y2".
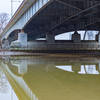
[
  {"x1": 11, "y1": 0, "x2": 21, "y2": 17},
  {"x1": 11, "y1": 0, "x2": 13, "y2": 17}
]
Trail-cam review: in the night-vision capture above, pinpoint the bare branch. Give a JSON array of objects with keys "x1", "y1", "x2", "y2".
[{"x1": 0, "y1": 13, "x2": 9, "y2": 33}]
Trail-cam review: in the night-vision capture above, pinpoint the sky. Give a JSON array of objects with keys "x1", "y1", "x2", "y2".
[{"x1": 0, "y1": 0, "x2": 23, "y2": 17}]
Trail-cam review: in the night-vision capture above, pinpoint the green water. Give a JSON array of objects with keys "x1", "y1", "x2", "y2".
[{"x1": 0, "y1": 55, "x2": 100, "y2": 100}]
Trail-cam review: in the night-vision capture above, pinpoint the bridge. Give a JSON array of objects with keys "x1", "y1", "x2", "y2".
[{"x1": 1, "y1": 0, "x2": 100, "y2": 52}]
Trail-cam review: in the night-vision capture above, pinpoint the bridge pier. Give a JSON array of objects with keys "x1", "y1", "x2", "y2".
[
  {"x1": 72, "y1": 31, "x2": 81, "y2": 43},
  {"x1": 18, "y1": 31, "x2": 27, "y2": 47},
  {"x1": 95, "y1": 32, "x2": 100, "y2": 43},
  {"x1": 10, "y1": 30, "x2": 27, "y2": 48},
  {"x1": 46, "y1": 32, "x2": 55, "y2": 43},
  {"x1": 2, "y1": 39, "x2": 10, "y2": 49}
]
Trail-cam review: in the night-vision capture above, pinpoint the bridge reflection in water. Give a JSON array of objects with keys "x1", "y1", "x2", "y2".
[
  {"x1": 56, "y1": 65, "x2": 99, "y2": 74},
  {"x1": 1, "y1": 56, "x2": 100, "y2": 100}
]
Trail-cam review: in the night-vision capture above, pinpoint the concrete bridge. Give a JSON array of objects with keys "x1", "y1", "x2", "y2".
[{"x1": 1, "y1": 0, "x2": 100, "y2": 52}]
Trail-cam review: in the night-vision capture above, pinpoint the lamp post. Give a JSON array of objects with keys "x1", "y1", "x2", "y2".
[{"x1": 11, "y1": 0, "x2": 21, "y2": 17}]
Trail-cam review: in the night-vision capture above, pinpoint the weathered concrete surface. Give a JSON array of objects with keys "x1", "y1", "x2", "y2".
[
  {"x1": 95, "y1": 32, "x2": 100, "y2": 43},
  {"x1": 72, "y1": 31, "x2": 81, "y2": 43},
  {"x1": 10, "y1": 32, "x2": 27, "y2": 48},
  {"x1": 2, "y1": 39, "x2": 10, "y2": 49},
  {"x1": 46, "y1": 33, "x2": 55, "y2": 43},
  {"x1": 25, "y1": 40, "x2": 100, "y2": 50},
  {"x1": 9, "y1": 40, "x2": 100, "y2": 55}
]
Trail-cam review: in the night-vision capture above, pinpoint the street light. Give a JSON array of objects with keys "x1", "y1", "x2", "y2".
[{"x1": 11, "y1": 0, "x2": 21, "y2": 17}]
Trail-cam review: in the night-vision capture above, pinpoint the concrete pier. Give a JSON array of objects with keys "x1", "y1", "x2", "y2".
[
  {"x1": 46, "y1": 33, "x2": 55, "y2": 43},
  {"x1": 72, "y1": 31, "x2": 81, "y2": 43},
  {"x1": 10, "y1": 31, "x2": 27, "y2": 48},
  {"x1": 18, "y1": 32, "x2": 27, "y2": 47},
  {"x1": 95, "y1": 32, "x2": 100, "y2": 43}
]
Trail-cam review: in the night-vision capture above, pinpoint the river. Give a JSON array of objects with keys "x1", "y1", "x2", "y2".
[{"x1": 0, "y1": 55, "x2": 100, "y2": 100}]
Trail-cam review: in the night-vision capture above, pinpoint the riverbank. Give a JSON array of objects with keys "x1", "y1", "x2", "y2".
[{"x1": 0, "y1": 49, "x2": 100, "y2": 57}]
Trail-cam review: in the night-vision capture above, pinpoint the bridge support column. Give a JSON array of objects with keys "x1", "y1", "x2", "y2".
[
  {"x1": 18, "y1": 31, "x2": 27, "y2": 47},
  {"x1": 10, "y1": 30, "x2": 27, "y2": 48},
  {"x1": 46, "y1": 32, "x2": 55, "y2": 43},
  {"x1": 72, "y1": 31, "x2": 81, "y2": 43},
  {"x1": 95, "y1": 32, "x2": 100, "y2": 43},
  {"x1": 2, "y1": 39, "x2": 10, "y2": 49}
]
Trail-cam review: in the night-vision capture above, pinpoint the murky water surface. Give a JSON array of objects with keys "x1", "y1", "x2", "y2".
[{"x1": 0, "y1": 55, "x2": 100, "y2": 100}]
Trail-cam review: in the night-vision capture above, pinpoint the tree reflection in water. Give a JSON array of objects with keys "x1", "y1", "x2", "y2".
[{"x1": 0, "y1": 68, "x2": 8, "y2": 93}]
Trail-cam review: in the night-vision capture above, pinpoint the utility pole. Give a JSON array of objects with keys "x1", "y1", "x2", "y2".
[
  {"x1": 11, "y1": 0, "x2": 21, "y2": 17},
  {"x1": 11, "y1": 0, "x2": 13, "y2": 17}
]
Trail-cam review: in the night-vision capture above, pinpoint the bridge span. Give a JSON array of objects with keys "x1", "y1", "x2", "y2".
[{"x1": 1, "y1": 0, "x2": 100, "y2": 52}]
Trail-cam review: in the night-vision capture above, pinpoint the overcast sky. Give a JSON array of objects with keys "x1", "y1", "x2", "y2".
[{"x1": 0, "y1": 0, "x2": 23, "y2": 17}]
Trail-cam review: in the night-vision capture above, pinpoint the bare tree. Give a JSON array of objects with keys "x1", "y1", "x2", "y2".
[{"x1": 0, "y1": 13, "x2": 9, "y2": 33}]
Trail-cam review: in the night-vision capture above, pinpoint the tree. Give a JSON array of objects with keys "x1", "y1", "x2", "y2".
[
  {"x1": 0, "y1": 13, "x2": 9, "y2": 33},
  {"x1": 0, "y1": 13, "x2": 9, "y2": 49}
]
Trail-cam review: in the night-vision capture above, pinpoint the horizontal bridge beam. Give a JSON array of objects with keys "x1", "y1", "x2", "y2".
[
  {"x1": 50, "y1": 1, "x2": 100, "y2": 31},
  {"x1": 56, "y1": 0, "x2": 82, "y2": 11}
]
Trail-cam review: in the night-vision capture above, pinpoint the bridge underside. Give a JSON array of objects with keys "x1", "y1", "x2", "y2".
[{"x1": 23, "y1": 0, "x2": 100, "y2": 40}]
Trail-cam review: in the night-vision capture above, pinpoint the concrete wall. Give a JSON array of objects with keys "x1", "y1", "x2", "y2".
[{"x1": 10, "y1": 40, "x2": 100, "y2": 51}]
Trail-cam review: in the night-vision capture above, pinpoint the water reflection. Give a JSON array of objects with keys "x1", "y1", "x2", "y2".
[
  {"x1": 1, "y1": 56, "x2": 100, "y2": 100},
  {"x1": 0, "y1": 65, "x2": 18, "y2": 100},
  {"x1": 0, "y1": 70, "x2": 8, "y2": 93},
  {"x1": 10, "y1": 59, "x2": 28, "y2": 75},
  {"x1": 56, "y1": 65, "x2": 73, "y2": 72},
  {"x1": 56, "y1": 65, "x2": 99, "y2": 74},
  {"x1": 79, "y1": 65, "x2": 99, "y2": 74}
]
